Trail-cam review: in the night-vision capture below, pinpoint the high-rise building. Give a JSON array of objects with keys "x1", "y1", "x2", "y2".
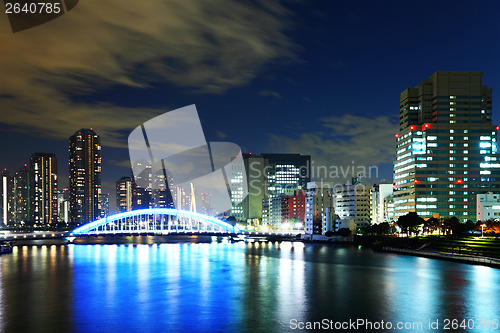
[
  {"x1": 30, "y1": 153, "x2": 58, "y2": 226},
  {"x1": 100, "y1": 193, "x2": 109, "y2": 218},
  {"x1": 305, "y1": 182, "x2": 335, "y2": 235},
  {"x1": 394, "y1": 72, "x2": 500, "y2": 221},
  {"x1": 14, "y1": 165, "x2": 30, "y2": 225},
  {"x1": 241, "y1": 154, "x2": 268, "y2": 222},
  {"x1": 1, "y1": 169, "x2": 15, "y2": 226},
  {"x1": 58, "y1": 188, "x2": 70, "y2": 223},
  {"x1": 261, "y1": 153, "x2": 311, "y2": 196},
  {"x1": 228, "y1": 155, "x2": 247, "y2": 221},
  {"x1": 69, "y1": 128, "x2": 101, "y2": 225},
  {"x1": 149, "y1": 169, "x2": 174, "y2": 209},
  {"x1": 130, "y1": 167, "x2": 151, "y2": 210},
  {"x1": 116, "y1": 177, "x2": 132, "y2": 212},
  {"x1": 258, "y1": 153, "x2": 310, "y2": 227},
  {"x1": 334, "y1": 177, "x2": 370, "y2": 230}
]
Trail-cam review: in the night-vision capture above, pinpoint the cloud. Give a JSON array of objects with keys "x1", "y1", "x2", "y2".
[
  {"x1": 259, "y1": 90, "x2": 282, "y2": 98},
  {"x1": 0, "y1": 0, "x2": 295, "y2": 147},
  {"x1": 269, "y1": 114, "x2": 398, "y2": 182}
]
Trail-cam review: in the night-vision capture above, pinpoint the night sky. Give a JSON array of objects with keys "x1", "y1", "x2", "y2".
[{"x1": 1, "y1": 0, "x2": 499, "y2": 211}]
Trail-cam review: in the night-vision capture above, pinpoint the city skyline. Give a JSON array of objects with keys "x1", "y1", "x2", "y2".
[
  {"x1": 1, "y1": 1, "x2": 500, "y2": 206},
  {"x1": 1, "y1": 2, "x2": 500, "y2": 333},
  {"x1": 2, "y1": 70, "x2": 499, "y2": 214}
]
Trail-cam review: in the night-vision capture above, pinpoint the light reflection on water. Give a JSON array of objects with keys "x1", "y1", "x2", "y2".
[{"x1": 0, "y1": 243, "x2": 499, "y2": 332}]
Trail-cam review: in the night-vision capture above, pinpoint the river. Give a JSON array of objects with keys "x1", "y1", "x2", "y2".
[{"x1": 0, "y1": 240, "x2": 499, "y2": 332}]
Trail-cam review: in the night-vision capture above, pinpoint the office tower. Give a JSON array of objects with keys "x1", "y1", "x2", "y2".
[
  {"x1": 69, "y1": 128, "x2": 101, "y2": 224},
  {"x1": 30, "y1": 153, "x2": 58, "y2": 226},
  {"x1": 370, "y1": 184, "x2": 393, "y2": 224},
  {"x1": 197, "y1": 191, "x2": 211, "y2": 215},
  {"x1": 305, "y1": 182, "x2": 335, "y2": 235},
  {"x1": 150, "y1": 170, "x2": 174, "y2": 208},
  {"x1": 14, "y1": 165, "x2": 30, "y2": 224},
  {"x1": 100, "y1": 193, "x2": 109, "y2": 218},
  {"x1": 241, "y1": 154, "x2": 268, "y2": 222},
  {"x1": 258, "y1": 153, "x2": 310, "y2": 227},
  {"x1": 261, "y1": 153, "x2": 311, "y2": 196},
  {"x1": 58, "y1": 188, "x2": 70, "y2": 223},
  {"x1": 116, "y1": 177, "x2": 132, "y2": 212},
  {"x1": 261, "y1": 199, "x2": 269, "y2": 226},
  {"x1": 228, "y1": 155, "x2": 246, "y2": 220},
  {"x1": 1, "y1": 169, "x2": 15, "y2": 226},
  {"x1": 130, "y1": 167, "x2": 151, "y2": 210},
  {"x1": 334, "y1": 177, "x2": 370, "y2": 230},
  {"x1": 394, "y1": 72, "x2": 500, "y2": 221}
]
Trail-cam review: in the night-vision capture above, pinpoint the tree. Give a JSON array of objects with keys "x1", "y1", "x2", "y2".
[
  {"x1": 337, "y1": 228, "x2": 352, "y2": 237},
  {"x1": 370, "y1": 222, "x2": 391, "y2": 235},
  {"x1": 443, "y1": 216, "x2": 460, "y2": 235},
  {"x1": 396, "y1": 212, "x2": 424, "y2": 236},
  {"x1": 423, "y1": 217, "x2": 439, "y2": 235}
]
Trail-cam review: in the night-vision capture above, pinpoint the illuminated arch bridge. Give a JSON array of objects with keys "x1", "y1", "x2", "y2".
[{"x1": 72, "y1": 208, "x2": 240, "y2": 235}]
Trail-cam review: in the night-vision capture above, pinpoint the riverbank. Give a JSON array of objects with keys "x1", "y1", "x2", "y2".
[
  {"x1": 377, "y1": 246, "x2": 500, "y2": 268},
  {"x1": 368, "y1": 235, "x2": 500, "y2": 268}
]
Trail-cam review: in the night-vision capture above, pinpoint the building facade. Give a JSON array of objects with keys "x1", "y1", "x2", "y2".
[
  {"x1": 69, "y1": 128, "x2": 101, "y2": 225},
  {"x1": 259, "y1": 153, "x2": 311, "y2": 227},
  {"x1": 370, "y1": 183, "x2": 393, "y2": 224},
  {"x1": 14, "y1": 165, "x2": 30, "y2": 225},
  {"x1": 30, "y1": 153, "x2": 58, "y2": 226},
  {"x1": 383, "y1": 195, "x2": 395, "y2": 222},
  {"x1": 100, "y1": 193, "x2": 109, "y2": 218},
  {"x1": 283, "y1": 189, "x2": 306, "y2": 226},
  {"x1": 58, "y1": 188, "x2": 70, "y2": 223},
  {"x1": 305, "y1": 182, "x2": 334, "y2": 235},
  {"x1": 1, "y1": 169, "x2": 15, "y2": 226},
  {"x1": 241, "y1": 154, "x2": 268, "y2": 222},
  {"x1": 116, "y1": 177, "x2": 133, "y2": 212},
  {"x1": 476, "y1": 192, "x2": 500, "y2": 221},
  {"x1": 261, "y1": 153, "x2": 311, "y2": 196},
  {"x1": 394, "y1": 72, "x2": 500, "y2": 221},
  {"x1": 334, "y1": 177, "x2": 370, "y2": 230}
]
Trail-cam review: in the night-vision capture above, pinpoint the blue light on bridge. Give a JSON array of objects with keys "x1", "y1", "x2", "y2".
[{"x1": 71, "y1": 208, "x2": 240, "y2": 235}]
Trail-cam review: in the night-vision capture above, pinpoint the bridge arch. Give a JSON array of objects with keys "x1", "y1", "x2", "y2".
[{"x1": 71, "y1": 208, "x2": 240, "y2": 235}]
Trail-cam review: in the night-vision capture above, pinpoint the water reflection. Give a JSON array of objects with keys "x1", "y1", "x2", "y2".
[
  {"x1": 0, "y1": 243, "x2": 499, "y2": 332},
  {"x1": 0, "y1": 245, "x2": 73, "y2": 332}
]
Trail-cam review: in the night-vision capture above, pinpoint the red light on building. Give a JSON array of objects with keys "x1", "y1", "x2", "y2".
[
  {"x1": 414, "y1": 179, "x2": 419, "y2": 184},
  {"x1": 456, "y1": 179, "x2": 463, "y2": 184},
  {"x1": 395, "y1": 133, "x2": 399, "y2": 138},
  {"x1": 423, "y1": 123, "x2": 430, "y2": 129},
  {"x1": 410, "y1": 125, "x2": 415, "y2": 130},
  {"x1": 496, "y1": 126, "x2": 499, "y2": 131}
]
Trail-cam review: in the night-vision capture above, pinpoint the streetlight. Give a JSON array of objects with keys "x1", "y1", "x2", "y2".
[{"x1": 481, "y1": 224, "x2": 486, "y2": 238}]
